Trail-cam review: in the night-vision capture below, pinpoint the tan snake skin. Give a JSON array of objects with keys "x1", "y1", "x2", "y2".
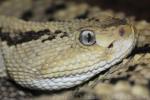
[{"x1": 0, "y1": 0, "x2": 136, "y2": 90}]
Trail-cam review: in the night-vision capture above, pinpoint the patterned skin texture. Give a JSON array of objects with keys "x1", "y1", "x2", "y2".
[{"x1": 0, "y1": 15, "x2": 136, "y2": 90}]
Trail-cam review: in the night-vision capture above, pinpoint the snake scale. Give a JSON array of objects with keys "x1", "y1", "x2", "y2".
[{"x1": 0, "y1": 0, "x2": 150, "y2": 100}]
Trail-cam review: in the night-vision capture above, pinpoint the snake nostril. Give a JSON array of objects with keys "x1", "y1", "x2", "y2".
[{"x1": 119, "y1": 27, "x2": 125, "y2": 36}]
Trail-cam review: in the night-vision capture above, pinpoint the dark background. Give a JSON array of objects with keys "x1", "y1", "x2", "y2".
[{"x1": 86, "y1": 0, "x2": 150, "y2": 21}]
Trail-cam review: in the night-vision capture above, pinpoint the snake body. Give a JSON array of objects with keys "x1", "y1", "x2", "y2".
[{"x1": 0, "y1": 0, "x2": 136, "y2": 90}]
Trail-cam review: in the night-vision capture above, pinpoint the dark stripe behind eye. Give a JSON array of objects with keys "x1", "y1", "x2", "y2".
[
  {"x1": 0, "y1": 28, "x2": 70, "y2": 46},
  {"x1": 0, "y1": 28, "x2": 51, "y2": 46}
]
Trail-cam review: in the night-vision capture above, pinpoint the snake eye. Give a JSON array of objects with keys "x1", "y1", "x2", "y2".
[{"x1": 79, "y1": 30, "x2": 96, "y2": 46}]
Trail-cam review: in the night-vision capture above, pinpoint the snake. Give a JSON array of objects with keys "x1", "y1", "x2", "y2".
[{"x1": 0, "y1": 0, "x2": 137, "y2": 91}]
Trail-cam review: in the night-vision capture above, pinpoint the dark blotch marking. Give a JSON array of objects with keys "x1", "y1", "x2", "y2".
[
  {"x1": 60, "y1": 32, "x2": 68, "y2": 38},
  {"x1": 88, "y1": 17, "x2": 98, "y2": 22},
  {"x1": 127, "y1": 65, "x2": 136, "y2": 72},
  {"x1": 73, "y1": 89, "x2": 100, "y2": 100},
  {"x1": 48, "y1": 17, "x2": 55, "y2": 21},
  {"x1": 54, "y1": 30, "x2": 62, "y2": 34},
  {"x1": 45, "y1": 6, "x2": 55, "y2": 14},
  {"x1": 110, "y1": 75, "x2": 131, "y2": 84},
  {"x1": 21, "y1": 10, "x2": 33, "y2": 21},
  {"x1": 75, "y1": 10, "x2": 89, "y2": 19},
  {"x1": 41, "y1": 34, "x2": 56, "y2": 42},
  {"x1": 45, "y1": 2, "x2": 66, "y2": 14},
  {"x1": 108, "y1": 42, "x2": 114, "y2": 48}
]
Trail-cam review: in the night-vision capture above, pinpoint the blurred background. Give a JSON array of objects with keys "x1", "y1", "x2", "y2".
[{"x1": 81, "y1": 0, "x2": 150, "y2": 21}]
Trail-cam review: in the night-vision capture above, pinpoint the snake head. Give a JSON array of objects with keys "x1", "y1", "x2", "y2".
[
  {"x1": 2, "y1": 17, "x2": 135, "y2": 90},
  {"x1": 37, "y1": 18, "x2": 136, "y2": 90}
]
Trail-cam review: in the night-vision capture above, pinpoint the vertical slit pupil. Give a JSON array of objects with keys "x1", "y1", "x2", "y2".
[{"x1": 87, "y1": 33, "x2": 92, "y2": 43}]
